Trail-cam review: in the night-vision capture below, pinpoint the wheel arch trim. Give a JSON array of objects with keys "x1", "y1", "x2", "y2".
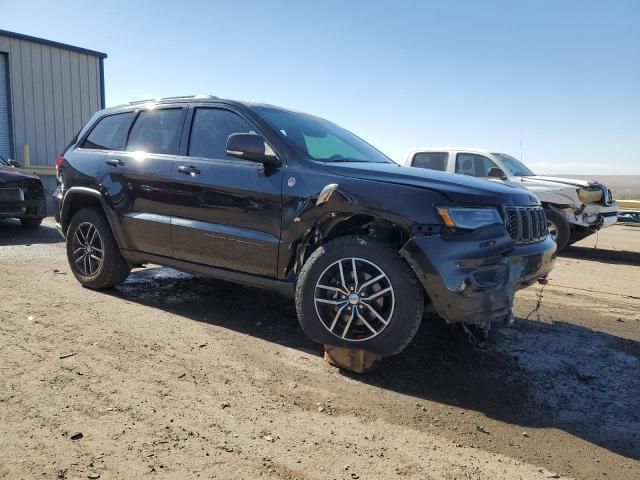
[
  {"x1": 289, "y1": 211, "x2": 411, "y2": 279},
  {"x1": 60, "y1": 187, "x2": 128, "y2": 249}
]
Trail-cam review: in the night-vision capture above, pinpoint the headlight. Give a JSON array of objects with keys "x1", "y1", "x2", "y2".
[
  {"x1": 577, "y1": 188, "x2": 603, "y2": 203},
  {"x1": 437, "y1": 206, "x2": 503, "y2": 230}
]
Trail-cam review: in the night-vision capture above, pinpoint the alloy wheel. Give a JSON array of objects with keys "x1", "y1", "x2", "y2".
[
  {"x1": 314, "y1": 257, "x2": 395, "y2": 342},
  {"x1": 71, "y1": 222, "x2": 104, "y2": 276}
]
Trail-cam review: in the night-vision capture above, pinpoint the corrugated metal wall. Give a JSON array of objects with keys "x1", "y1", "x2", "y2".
[
  {"x1": 0, "y1": 53, "x2": 10, "y2": 159},
  {"x1": 0, "y1": 34, "x2": 103, "y2": 169}
]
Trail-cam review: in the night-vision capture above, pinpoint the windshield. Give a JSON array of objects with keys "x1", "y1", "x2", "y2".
[
  {"x1": 492, "y1": 153, "x2": 535, "y2": 176},
  {"x1": 0, "y1": 154, "x2": 9, "y2": 166},
  {"x1": 253, "y1": 107, "x2": 393, "y2": 163}
]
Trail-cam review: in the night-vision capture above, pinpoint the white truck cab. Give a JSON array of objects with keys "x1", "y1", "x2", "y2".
[{"x1": 404, "y1": 147, "x2": 618, "y2": 250}]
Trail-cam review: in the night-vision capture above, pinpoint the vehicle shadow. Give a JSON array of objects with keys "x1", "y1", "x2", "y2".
[
  {"x1": 0, "y1": 218, "x2": 62, "y2": 246},
  {"x1": 107, "y1": 266, "x2": 640, "y2": 461},
  {"x1": 561, "y1": 223, "x2": 640, "y2": 266},
  {"x1": 562, "y1": 245, "x2": 640, "y2": 266}
]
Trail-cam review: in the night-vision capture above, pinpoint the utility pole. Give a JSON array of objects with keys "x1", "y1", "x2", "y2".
[{"x1": 519, "y1": 131, "x2": 523, "y2": 162}]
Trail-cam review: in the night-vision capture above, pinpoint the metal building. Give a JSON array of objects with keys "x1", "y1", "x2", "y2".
[{"x1": 0, "y1": 29, "x2": 106, "y2": 191}]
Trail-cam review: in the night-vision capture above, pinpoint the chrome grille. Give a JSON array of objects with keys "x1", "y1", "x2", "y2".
[{"x1": 504, "y1": 206, "x2": 547, "y2": 243}]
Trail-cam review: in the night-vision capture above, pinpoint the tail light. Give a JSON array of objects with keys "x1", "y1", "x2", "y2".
[{"x1": 55, "y1": 155, "x2": 65, "y2": 172}]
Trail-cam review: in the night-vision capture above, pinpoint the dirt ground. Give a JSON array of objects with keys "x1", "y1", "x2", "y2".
[{"x1": 1, "y1": 218, "x2": 639, "y2": 480}]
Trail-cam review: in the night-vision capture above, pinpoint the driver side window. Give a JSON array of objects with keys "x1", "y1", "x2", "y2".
[
  {"x1": 455, "y1": 153, "x2": 498, "y2": 177},
  {"x1": 188, "y1": 108, "x2": 256, "y2": 161}
]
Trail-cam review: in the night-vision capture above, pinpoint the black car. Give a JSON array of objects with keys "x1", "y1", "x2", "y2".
[
  {"x1": 53, "y1": 95, "x2": 555, "y2": 356},
  {"x1": 0, "y1": 154, "x2": 46, "y2": 227}
]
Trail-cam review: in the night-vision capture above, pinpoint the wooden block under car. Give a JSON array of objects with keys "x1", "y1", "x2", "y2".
[{"x1": 323, "y1": 345, "x2": 382, "y2": 373}]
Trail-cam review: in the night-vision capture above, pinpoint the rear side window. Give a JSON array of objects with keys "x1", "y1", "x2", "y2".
[
  {"x1": 188, "y1": 108, "x2": 255, "y2": 160},
  {"x1": 127, "y1": 109, "x2": 183, "y2": 155},
  {"x1": 455, "y1": 153, "x2": 499, "y2": 177},
  {"x1": 81, "y1": 112, "x2": 135, "y2": 151},
  {"x1": 412, "y1": 152, "x2": 448, "y2": 171}
]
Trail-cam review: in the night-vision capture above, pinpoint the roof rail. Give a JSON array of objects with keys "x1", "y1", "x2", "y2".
[
  {"x1": 127, "y1": 94, "x2": 218, "y2": 105},
  {"x1": 127, "y1": 98, "x2": 156, "y2": 105}
]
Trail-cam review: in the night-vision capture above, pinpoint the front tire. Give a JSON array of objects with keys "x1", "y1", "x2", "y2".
[
  {"x1": 66, "y1": 207, "x2": 131, "y2": 289},
  {"x1": 545, "y1": 208, "x2": 570, "y2": 251},
  {"x1": 295, "y1": 236, "x2": 423, "y2": 357}
]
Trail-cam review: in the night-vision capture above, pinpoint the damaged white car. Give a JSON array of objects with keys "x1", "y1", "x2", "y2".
[{"x1": 404, "y1": 148, "x2": 618, "y2": 250}]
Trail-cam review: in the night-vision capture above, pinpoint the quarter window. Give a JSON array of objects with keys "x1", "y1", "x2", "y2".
[
  {"x1": 188, "y1": 108, "x2": 255, "y2": 160},
  {"x1": 411, "y1": 152, "x2": 448, "y2": 171},
  {"x1": 81, "y1": 112, "x2": 135, "y2": 151},
  {"x1": 127, "y1": 109, "x2": 184, "y2": 155},
  {"x1": 455, "y1": 153, "x2": 499, "y2": 177}
]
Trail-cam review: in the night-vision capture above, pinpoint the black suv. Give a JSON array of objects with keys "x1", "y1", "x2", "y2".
[{"x1": 53, "y1": 96, "x2": 555, "y2": 356}]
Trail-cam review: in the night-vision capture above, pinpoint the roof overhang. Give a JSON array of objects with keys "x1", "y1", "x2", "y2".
[{"x1": 0, "y1": 29, "x2": 107, "y2": 58}]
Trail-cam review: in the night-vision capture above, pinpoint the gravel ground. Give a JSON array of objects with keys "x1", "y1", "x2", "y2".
[{"x1": 1, "y1": 218, "x2": 638, "y2": 479}]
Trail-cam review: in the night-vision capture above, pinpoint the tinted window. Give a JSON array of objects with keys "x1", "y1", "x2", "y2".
[
  {"x1": 127, "y1": 109, "x2": 183, "y2": 155},
  {"x1": 254, "y1": 107, "x2": 393, "y2": 163},
  {"x1": 412, "y1": 152, "x2": 448, "y2": 171},
  {"x1": 455, "y1": 153, "x2": 499, "y2": 177},
  {"x1": 304, "y1": 132, "x2": 367, "y2": 161},
  {"x1": 81, "y1": 112, "x2": 135, "y2": 151},
  {"x1": 188, "y1": 108, "x2": 255, "y2": 160}
]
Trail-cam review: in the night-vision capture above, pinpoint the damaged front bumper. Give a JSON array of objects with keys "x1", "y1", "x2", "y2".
[
  {"x1": 400, "y1": 224, "x2": 556, "y2": 324},
  {"x1": 566, "y1": 202, "x2": 618, "y2": 231},
  {"x1": 0, "y1": 191, "x2": 46, "y2": 219}
]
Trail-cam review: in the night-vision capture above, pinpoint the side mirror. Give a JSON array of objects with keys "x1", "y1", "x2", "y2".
[
  {"x1": 7, "y1": 159, "x2": 22, "y2": 168},
  {"x1": 226, "y1": 133, "x2": 279, "y2": 166},
  {"x1": 487, "y1": 167, "x2": 507, "y2": 180}
]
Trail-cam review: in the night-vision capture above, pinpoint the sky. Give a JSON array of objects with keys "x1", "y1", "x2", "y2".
[{"x1": 1, "y1": 0, "x2": 639, "y2": 174}]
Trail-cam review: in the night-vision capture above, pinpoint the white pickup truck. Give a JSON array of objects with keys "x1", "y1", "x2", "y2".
[{"x1": 404, "y1": 148, "x2": 618, "y2": 250}]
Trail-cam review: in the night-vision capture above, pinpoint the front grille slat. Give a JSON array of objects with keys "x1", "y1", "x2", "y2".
[{"x1": 504, "y1": 206, "x2": 547, "y2": 244}]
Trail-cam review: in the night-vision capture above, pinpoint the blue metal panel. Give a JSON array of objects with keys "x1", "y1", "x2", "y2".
[{"x1": 0, "y1": 52, "x2": 11, "y2": 159}]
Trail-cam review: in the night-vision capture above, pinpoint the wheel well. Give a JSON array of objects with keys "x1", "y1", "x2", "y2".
[
  {"x1": 291, "y1": 214, "x2": 409, "y2": 276},
  {"x1": 61, "y1": 194, "x2": 103, "y2": 234},
  {"x1": 323, "y1": 214, "x2": 405, "y2": 247}
]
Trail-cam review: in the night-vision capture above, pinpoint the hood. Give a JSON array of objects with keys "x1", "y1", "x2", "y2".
[
  {"x1": 323, "y1": 162, "x2": 539, "y2": 206},
  {"x1": 522, "y1": 175, "x2": 594, "y2": 189},
  {"x1": 0, "y1": 165, "x2": 41, "y2": 186}
]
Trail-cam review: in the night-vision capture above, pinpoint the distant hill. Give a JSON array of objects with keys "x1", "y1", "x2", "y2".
[{"x1": 546, "y1": 175, "x2": 640, "y2": 200}]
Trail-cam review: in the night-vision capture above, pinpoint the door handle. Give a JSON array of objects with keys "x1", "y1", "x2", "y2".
[
  {"x1": 177, "y1": 165, "x2": 200, "y2": 176},
  {"x1": 106, "y1": 158, "x2": 124, "y2": 167}
]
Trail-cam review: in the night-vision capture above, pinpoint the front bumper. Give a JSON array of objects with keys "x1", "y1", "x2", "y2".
[
  {"x1": 0, "y1": 182, "x2": 46, "y2": 219},
  {"x1": 0, "y1": 198, "x2": 46, "y2": 219},
  {"x1": 400, "y1": 224, "x2": 556, "y2": 324},
  {"x1": 569, "y1": 202, "x2": 618, "y2": 230}
]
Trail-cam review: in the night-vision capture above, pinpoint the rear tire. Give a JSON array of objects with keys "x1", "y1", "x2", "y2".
[
  {"x1": 66, "y1": 207, "x2": 131, "y2": 289},
  {"x1": 295, "y1": 236, "x2": 423, "y2": 357},
  {"x1": 20, "y1": 217, "x2": 43, "y2": 228},
  {"x1": 544, "y1": 208, "x2": 570, "y2": 251}
]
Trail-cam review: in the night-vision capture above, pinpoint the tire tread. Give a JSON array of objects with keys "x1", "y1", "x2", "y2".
[{"x1": 67, "y1": 207, "x2": 130, "y2": 289}]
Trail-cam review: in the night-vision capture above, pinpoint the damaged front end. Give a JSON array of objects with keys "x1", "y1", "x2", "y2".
[
  {"x1": 0, "y1": 167, "x2": 46, "y2": 219},
  {"x1": 399, "y1": 220, "x2": 556, "y2": 326}
]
